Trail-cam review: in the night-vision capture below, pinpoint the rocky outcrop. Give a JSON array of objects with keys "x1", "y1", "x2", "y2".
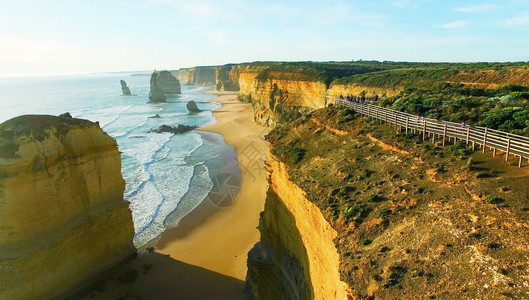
[
  {"x1": 175, "y1": 65, "x2": 241, "y2": 91},
  {"x1": 176, "y1": 67, "x2": 218, "y2": 86},
  {"x1": 149, "y1": 72, "x2": 167, "y2": 103},
  {"x1": 0, "y1": 114, "x2": 135, "y2": 300},
  {"x1": 151, "y1": 124, "x2": 196, "y2": 134},
  {"x1": 237, "y1": 66, "x2": 402, "y2": 127},
  {"x1": 246, "y1": 155, "x2": 352, "y2": 300},
  {"x1": 216, "y1": 64, "x2": 241, "y2": 91},
  {"x1": 157, "y1": 70, "x2": 181, "y2": 94},
  {"x1": 186, "y1": 101, "x2": 201, "y2": 113},
  {"x1": 120, "y1": 79, "x2": 132, "y2": 96}
]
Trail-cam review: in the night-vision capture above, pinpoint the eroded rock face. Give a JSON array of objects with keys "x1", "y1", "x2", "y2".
[
  {"x1": 0, "y1": 114, "x2": 136, "y2": 300},
  {"x1": 246, "y1": 155, "x2": 352, "y2": 300},
  {"x1": 149, "y1": 72, "x2": 167, "y2": 103},
  {"x1": 157, "y1": 70, "x2": 181, "y2": 94},
  {"x1": 121, "y1": 79, "x2": 132, "y2": 96}
]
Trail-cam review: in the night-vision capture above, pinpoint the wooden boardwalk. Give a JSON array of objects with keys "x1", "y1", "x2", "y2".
[{"x1": 335, "y1": 98, "x2": 529, "y2": 167}]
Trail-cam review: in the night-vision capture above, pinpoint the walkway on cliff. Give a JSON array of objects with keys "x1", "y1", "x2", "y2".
[{"x1": 335, "y1": 98, "x2": 529, "y2": 168}]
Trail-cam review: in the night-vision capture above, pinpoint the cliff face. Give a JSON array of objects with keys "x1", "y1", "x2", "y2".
[
  {"x1": 258, "y1": 107, "x2": 529, "y2": 298},
  {"x1": 174, "y1": 65, "x2": 241, "y2": 91},
  {"x1": 246, "y1": 155, "x2": 352, "y2": 300},
  {"x1": 237, "y1": 67, "x2": 399, "y2": 127},
  {"x1": 216, "y1": 65, "x2": 241, "y2": 91},
  {"x1": 0, "y1": 115, "x2": 136, "y2": 300},
  {"x1": 175, "y1": 67, "x2": 217, "y2": 86}
]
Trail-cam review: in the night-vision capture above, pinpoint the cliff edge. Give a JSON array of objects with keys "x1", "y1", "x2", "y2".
[{"x1": 0, "y1": 114, "x2": 136, "y2": 299}]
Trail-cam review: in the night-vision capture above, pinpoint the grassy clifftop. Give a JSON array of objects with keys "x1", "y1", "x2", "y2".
[{"x1": 266, "y1": 106, "x2": 529, "y2": 298}]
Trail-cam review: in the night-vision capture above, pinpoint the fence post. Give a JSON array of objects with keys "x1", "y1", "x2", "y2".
[
  {"x1": 385, "y1": 112, "x2": 388, "y2": 126},
  {"x1": 466, "y1": 127, "x2": 470, "y2": 144},
  {"x1": 506, "y1": 138, "x2": 511, "y2": 161},
  {"x1": 483, "y1": 128, "x2": 488, "y2": 153},
  {"x1": 394, "y1": 114, "x2": 398, "y2": 130},
  {"x1": 443, "y1": 124, "x2": 447, "y2": 147},
  {"x1": 405, "y1": 117, "x2": 409, "y2": 134},
  {"x1": 519, "y1": 155, "x2": 523, "y2": 168},
  {"x1": 423, "y1": 121, "x2": 426, "y2": 141}
]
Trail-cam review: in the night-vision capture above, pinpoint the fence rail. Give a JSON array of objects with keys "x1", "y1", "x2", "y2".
[{"x1": 335, "y1": 98, "x2": 529, "y2": 167}]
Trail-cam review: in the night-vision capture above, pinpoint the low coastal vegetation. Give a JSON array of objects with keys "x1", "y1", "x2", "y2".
[{"x1": 265, "y1": 106, "x2": 529, "y2": 298}]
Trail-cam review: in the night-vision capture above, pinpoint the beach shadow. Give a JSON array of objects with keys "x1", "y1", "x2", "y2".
[{"x1": 79, "y1": 253, "x2": 245, "y2": 300}]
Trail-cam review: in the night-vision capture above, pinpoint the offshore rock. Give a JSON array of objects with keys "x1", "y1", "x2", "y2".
[
  {"x1": 186, "y1": 100, "x2": 201, "y2": 113},
  {"x1": 148, "y1": 72, "x2": 167, "y2": 103},
  {"x1": 151, "y1": 124, "x2": 196, "y2": 134},
  {"x1": 0, "y1": 115, "x2": 136, "y2": 300},
  {"x1": 157, "y1": 70, "x2": 181, "y2": 94},
  {"x1": 120, "y1": 79, "x2": 132, "y2": 96}
]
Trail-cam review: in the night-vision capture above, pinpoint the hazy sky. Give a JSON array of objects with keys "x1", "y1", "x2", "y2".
[{"x1": 1, "y1": 0, "x2": 529, "y2": 75}]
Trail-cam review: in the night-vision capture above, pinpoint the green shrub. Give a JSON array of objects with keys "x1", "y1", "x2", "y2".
[
  {"x1": 485, "y1": 195, "x2": 504, "y2": 204},
  {"x1": 378, "y1": 208, "x2": 392, "y2": 218},
  {"x1": 360, "y1": 238, "x2": 372, "y2": 246},
  {"x1": 450, "y1": 141, "x2": 469, "y2": 156}
]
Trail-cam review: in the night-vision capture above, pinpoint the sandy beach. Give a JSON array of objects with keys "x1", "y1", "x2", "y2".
[
  {"x1": 85, "y1": 93, "x2": 269, "y2": 299},
  {"x1": 157, "y1": 93, "x2": 269, "y2": 279}
]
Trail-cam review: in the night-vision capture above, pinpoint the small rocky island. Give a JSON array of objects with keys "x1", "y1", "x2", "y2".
[
  {"x1": 120, "y1": 79, "x2": 132, "y2": 96},
  {"x1": 151, "y1": 124, "x2": 196, "y2": 134},
  {"x1": 186, "y1": 100, "x2": 201, "y2": 113},
  {"x1": 148, "y1": 70, "x2": 181, "y2": 103}
]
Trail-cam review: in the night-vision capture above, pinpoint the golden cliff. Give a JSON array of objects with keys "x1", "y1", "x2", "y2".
[
  {"x1": 0, "y1": 114, "x2": 135, "y2": 300},
  {"x1": 246, "y1": 155, "x2": 352, "y2": 300},
  {"x1": 175, "y1": 65, "x2": 241, "y2": 91},
  {"x1": 237, "y1": 67, "x2": 401, "y2": 127},
  {"x1": 175, "y1": 67, "x2": 217, "y2": 86}
]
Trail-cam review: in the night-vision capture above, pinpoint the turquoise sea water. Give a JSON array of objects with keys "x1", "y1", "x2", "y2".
[{"x1": 0, "y1": 72, "x2": 237, "y2": 247}]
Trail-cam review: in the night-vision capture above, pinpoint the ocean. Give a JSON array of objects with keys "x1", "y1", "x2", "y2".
[{"x1": 0, "y1": 72, "x2": 239, "y2": 247}]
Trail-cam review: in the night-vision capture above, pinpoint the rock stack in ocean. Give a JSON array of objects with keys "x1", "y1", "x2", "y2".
[
  {"x1": 148, "y1": 70, "x2": 181, "y2": 103},
  {"x1": 0, "y1": 114, "x2": 136, "y2": 299},
  {"x1": 149, "y1": 72, "x2": 167, "y2": 103},
  {"x1": 157, "y1": 70, "x2": 181, "y2": 94},
  {"x1": 120, "y1": 79, "x2": 132, "y2": 96},
  {"x1": 186, "y1": 100, "x2": 201, "y2": 113}
]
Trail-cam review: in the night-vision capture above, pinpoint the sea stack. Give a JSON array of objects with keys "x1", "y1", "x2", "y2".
[
  {"x1": 157, "y1": 70, "x2": 181, "y2": 94},
  {"x1": 149, "y1": 72, "x2": 167, "y2": 103},
  {"x1": 0, "y1": 114, "x2": 136, "y2": 299},
  {"x1": 120, "y1": 79, "x2": 132, "y2": 96},
  {"x1": 186, "y1": 100, "x2": 201, "y2": 113}
]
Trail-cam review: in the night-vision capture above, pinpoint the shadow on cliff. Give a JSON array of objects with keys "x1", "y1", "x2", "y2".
[
  {"x1": 246, "y1": 189, "x2": 315, "y2": 300},
  {"x1": 75, "y1": 253, "x2": 245, "y2": 300}
]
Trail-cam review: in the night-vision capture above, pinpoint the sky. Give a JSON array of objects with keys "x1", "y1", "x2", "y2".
[{"x1": 1, "y1": 0, "x2": 529, "y2": 75}]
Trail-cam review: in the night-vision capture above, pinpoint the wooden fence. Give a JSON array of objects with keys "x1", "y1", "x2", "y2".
[{"x1": 335, "y1": 98, "x2": 529, "y2": 168}]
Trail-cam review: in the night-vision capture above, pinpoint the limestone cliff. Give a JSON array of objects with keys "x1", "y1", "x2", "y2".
[
  {"x1": 253, "y1": 107, "x2": 529, "y2": 299},
  {"x1": 216, "y1": 64, "x2": 241, "y2": 91},
  {"x1": 174, "y1": 65, "x2": 241, "y2": 91},
  {"x1": 175, "y1": 67, "x2": 217, "y2": 86},
  {"x1": 246, "y1": 155, "x2": 352, "y2": 300},
  {"x1": 0, "y1": 115, "x2": 136, "y2": 300},
  {"x1": 120, "y1": 79, "x2": 132, "y2": 96},
  {"x1": 236, "y1": 66, "x2": 398, "y2": 127}
]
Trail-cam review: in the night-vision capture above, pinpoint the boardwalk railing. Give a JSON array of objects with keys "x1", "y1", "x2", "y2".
[{"x1": 335, "y1": 98, "x2": 529, "y2": 168}]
